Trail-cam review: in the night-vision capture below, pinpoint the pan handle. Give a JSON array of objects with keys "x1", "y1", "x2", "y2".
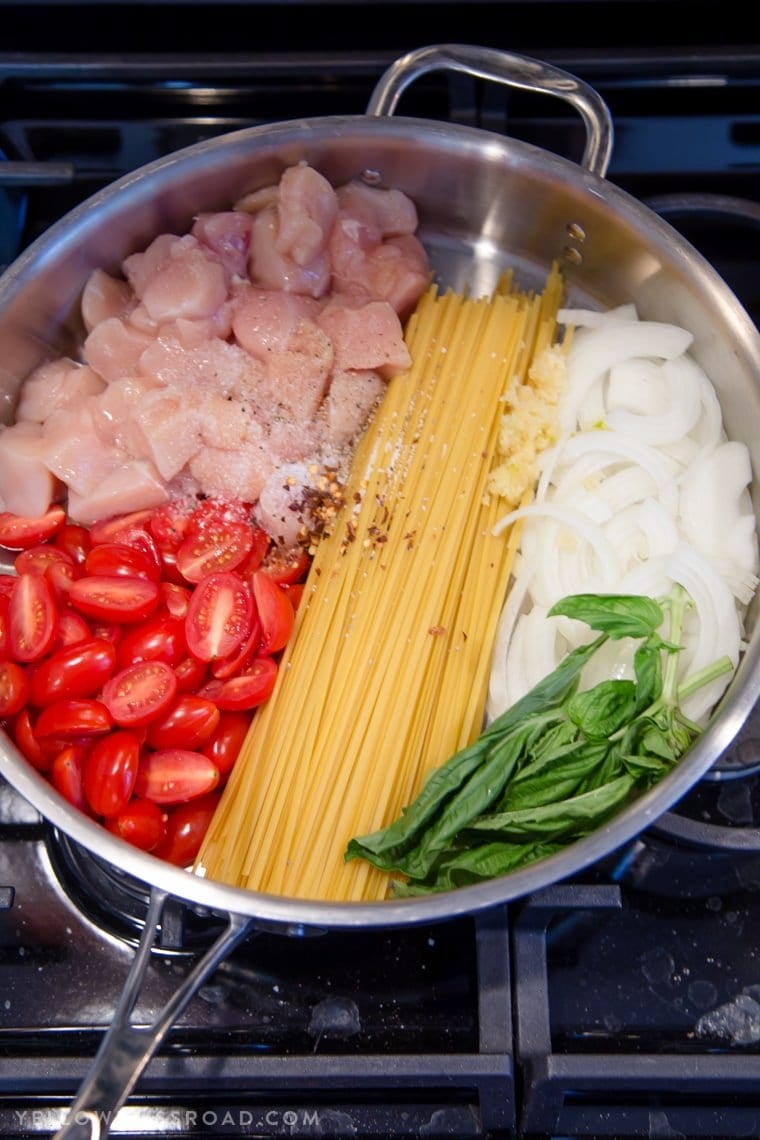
[
  {"x1": 366, "y1": 43, "x2": 614, "y2": 179},
  {"x1": 53, "y1": 887, "x2": 255, "y2": 1140}
]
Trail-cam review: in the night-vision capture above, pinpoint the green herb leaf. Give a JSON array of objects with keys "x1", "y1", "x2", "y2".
[
  {"x1": 568, "y1": 679, "x2": 638, "y2": 738},
  {"x1": 548, "y1": 593, "x2": 664, "y2": 640},
  {"x1": 467, "y1": 773, "x2": 636, "y2": 842},
  {"x1": 391, "y1": 840, "x2": 564, "y2": 895}
]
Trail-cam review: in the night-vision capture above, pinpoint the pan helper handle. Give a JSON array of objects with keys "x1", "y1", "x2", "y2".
[
  {"x1": 53, "y1": 888, "x2": 255, "y2": 1140},
  {"x1": 366, "y1": 43, "x2": 614, "y2": 179}
]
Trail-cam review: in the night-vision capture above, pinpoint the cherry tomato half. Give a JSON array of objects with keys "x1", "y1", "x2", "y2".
[
  {"x1": 12, "y1": 707, "x2": 48, "y2": 771},
  {"x1": 259, "y1": 543, "x2": 310, "y2": 585},
  {"x1": 30, "y1": 637, "x2": 117, "y2": 707},
  {"x1": 0, "y1": 661, "x2": 30, "y2": 717},
  {"x1": 34, "y1": 698, "x2": 113, "y2": 740},
  {"x1": 202, "y1": 710, "x2": 251, "y2": 777},
  {"x1": 87, "y1": 509, "x2": 155, "y2": 546},
  {"x1": 55, "y1": 608, "x2": 93, "y2": 649},
  {"x1": 0, "y1": 506, "x2": 66, "y2": 550},
  {"x1": 116, "y1": 612, "x2": 187, "y2": 670},
  {"x1": 252, "y1": 569, "x2": 294, "y2": 655},
  {"x1": 50, "y1": 743, "x2": 90, "y2": 812},
  {"x1": 106, "y1": 796, "x2": 167, "y2": 852},
  {"x1": 153, "y1": 791, "x2": 221, "y2": 866},
  {"x1": 185, "y1": 571, "x2": 254, "y2": 662},
  {"x1": 68, "y1": 575, "x2": 160, "y2": 624},
  {"x1": 83, "y1": 730, "x2": 141, "y2": 818},
  {"x1": 146, "y1": 694, "x2": 220, "y2": 751},
  {"x1": 8, "y1": 573, "x2": 59, "y2": 663},
  {"x1": 176, "y1": 520, "x2": 254, "y2": 583},
  {"x1": 101, "y1": 660, "x2": 178, "y2": 728},
  {"x1": 133, "y1": 749, "x2": 220, "y2": 805},
  {"x1": 54, "y1": 522, "x2": 92, "y2": 566},
  {"x1": 85, "y1": 541, "x2": 160, "y2": 583},
  {"x1": 199, "y1": 657, "x2": 278, "y2": 711}
]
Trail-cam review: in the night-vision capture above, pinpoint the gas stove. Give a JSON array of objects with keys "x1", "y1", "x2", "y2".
[{"x1": 1, "y1": 4, "x2": 760, "y2": 1137}]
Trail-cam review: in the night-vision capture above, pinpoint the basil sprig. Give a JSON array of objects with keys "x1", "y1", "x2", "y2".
[{"x1": 345, "y1": 588, "x2": 733, "y2": 896}]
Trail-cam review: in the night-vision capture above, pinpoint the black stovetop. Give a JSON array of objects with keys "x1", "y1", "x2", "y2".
[{"x1": 1, "y1": 9, "x2": 760, "y2": 1138}]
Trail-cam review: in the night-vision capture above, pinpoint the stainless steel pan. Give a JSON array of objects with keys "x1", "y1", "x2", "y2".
[{"x1": 0, "y1": 44, "x2": 758, "y2": 1137}]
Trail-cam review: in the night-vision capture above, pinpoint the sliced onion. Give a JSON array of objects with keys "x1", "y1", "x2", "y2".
[{"x1": 488, "y1": 301, "x2": 756, "y2": 736}]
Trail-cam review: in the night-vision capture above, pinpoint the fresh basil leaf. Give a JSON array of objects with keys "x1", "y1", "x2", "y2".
[
  {"x1": 501, "y1": 738, "x2": 610, "y2": 812},
  {"x1": 567, "y1": 679, "x2": 638, "y2": 738},
  {"x1": 549, "y1": 594, "x2": 664, "y2": 640},
  {"x1": 468, "y1": 774, "x2": 636, "y2": 841},
  {"x1": 393, "y1": 729, "x2": 530, "y2": 879},
  {"x1": 391, "y1": 840, "x2": 563, "y2": 895},
  {"x1": 621, "y1": 752, "x2": 672, "y2": 782},
  {"x1": 633, "y1": 641, "x2": 663, "y2": 712}
]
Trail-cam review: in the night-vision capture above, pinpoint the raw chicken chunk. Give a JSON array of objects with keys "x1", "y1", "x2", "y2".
[{"x1": 5, "y1": 162, "x2": 431, "y2": 544}]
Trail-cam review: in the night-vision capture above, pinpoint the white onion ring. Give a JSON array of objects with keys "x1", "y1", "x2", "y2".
[{"x1": 488, "y1": 303, "x2": 757, "y2": 725}]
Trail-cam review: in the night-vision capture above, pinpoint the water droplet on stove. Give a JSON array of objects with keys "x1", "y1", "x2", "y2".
[
  {"x1": 640, "y1": 947, "x2": 674, "y2": 984},
  {"x1": 307, "y1": 995, "x2": 361, "y2": 1040},
  {"x1": 716, "y1": 780, "x2": 754, "y2": 824},
  {"x1": 198, "y1": 983, "x2": 227, "y2": 1005},
  {"x1": 647, "y1": 1109, "x2": 685, "y2": 1138},
  {"x1": 688, "y1": 979, "x2": 718, "y2": 1009},
  {"x1": 706, "y1": 896, "x2": 722, "y2": 911}
]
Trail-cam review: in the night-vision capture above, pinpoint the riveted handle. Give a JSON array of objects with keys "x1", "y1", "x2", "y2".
[{"x1": 366, "y1": 43, "x2": 614, "y2": 178}]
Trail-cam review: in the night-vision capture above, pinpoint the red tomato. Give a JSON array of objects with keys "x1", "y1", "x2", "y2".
[
  {"x1": 153, "y1": 791, "x2": 221, "y2": 865},
  {"x1": 239, "y1": 526, "x2": 271, "y2": 576},
  {"x1": 30, "y1": 638, "x2": 117, "y2": 707},
  {"x1": 13, "y1": 707, "x2": 48, "y2": 771},
  {"x1": 160, "y1": 582, "x2": 192, "y2": 620},
  {"x1": 54, "y1": 523, "x2": 91, "y2": 566},
  {"x1": 83, "y1": 730, "x2": 141, "y2": 818},
  {"x1": 55, "y1": 608, "x2": 93, "y2": 648},
  {"x1": 14, "y1": 544, "x2": 76, "y2": 578},
  {"x1": 50, "y1": 743, "x2": 90, "y2": 811},
  {"x1": 8, "y1": 573, "x2": 59, "y2": 662},
  {"x1": 148, "y1": 501, "x2": 192, "y2": 553},
  {"x1": 210, "y1": 612, "x2": 262, "y2": 679},
  {"x1": 0, "y1": 574, "x2": 16, "y2": 598},
  {"x1": 146, "y1": 694, "x2": 220, "y2": 750},
  {"x1": 0, "y1": 594, "x2": 9, "y2": 658},
  {"x1": 89, "y1": 621, "x2": 122, "y2": 645},
  {"x1": 0, "y1": 661, "x2": 30, "y2": 717},
  {"x1": 202, "y1": 710, "x2": 251, "y2": 777},
  {"x1": 280, "y1": 581, "x2": 305, "y2": 610},
  {"x1": 252, "y1": 570, "x2": 294, "y2": 655},
  {"x1": 35, "y1": 698, "x2": 113, "y2": 740},
  {"x1": 176, "y1": 520, "x2": 254, "y2": 584},
  {"x1": 68, "y1": 575, "x2": 160, "y2": 624},
  {"x1": 173, "y1": 655, "x2": 208, "y2": 693},
  {"x1": 259, "y1": 543, "x2": 310, "y2": 585},
  {"x1": 0, "y1": 506, "x2": 66, "y2": 550},
  {"x1": 185, "y1": 571, "x2": 254, "y2": 662},
  {"x1": 101, "y1": 660, "x2": 178, "y2": 728},
  {"x1": 133, "y1": 749, "x2": 220, "y2": 804},
  {"x1": 106, "y1": 797, "x2": 167, "y2": 852},
  {"x1": 85, "y1": 542, "x2": 160, "y2": 582},
  {"x1": 199, "y1": 657, "x2": 278, "y2": 711},
  {"x1": 188, "y1": 497, "x2": 252, "y2": 533},
  {"x1": 88, "y1": 509, "x2": 154, "y2": 546},
  {"x1": 116, "y1": 613, "x2": 187, "y2": 670}
]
